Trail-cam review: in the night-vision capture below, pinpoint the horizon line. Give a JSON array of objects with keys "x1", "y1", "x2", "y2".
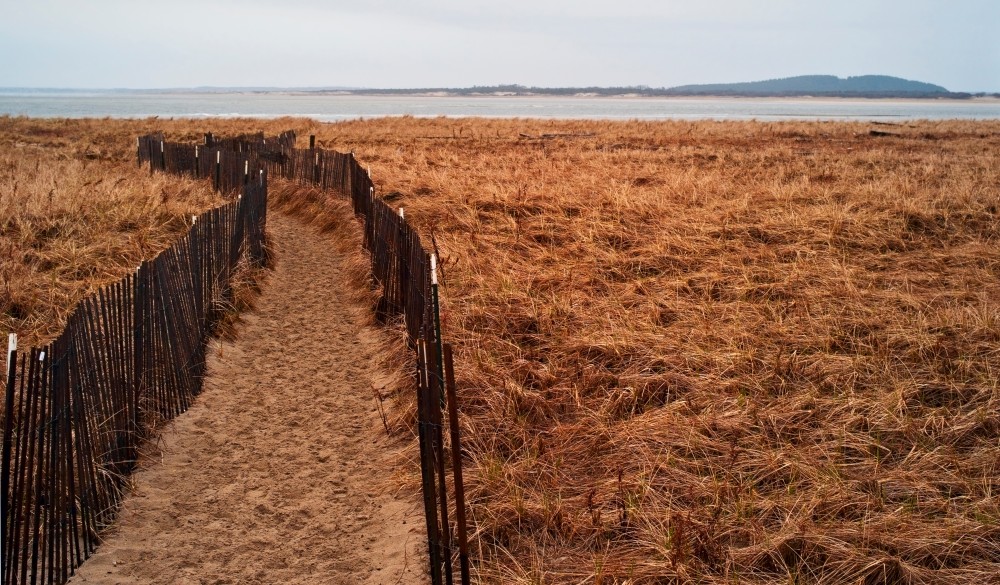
[{"x1": 2, "y1": 82, "x2": 997, "y2": 94}]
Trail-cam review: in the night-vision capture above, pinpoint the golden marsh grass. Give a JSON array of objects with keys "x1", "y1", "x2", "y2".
[
  {"x1": 325, "y1": 117, "x2": 1000, "y2": 584},
  {"x1": 4, "y1": 115, "x2": 1000, "y2": 584}
]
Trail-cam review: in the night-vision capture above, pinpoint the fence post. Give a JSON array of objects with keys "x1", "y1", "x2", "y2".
[
  {"x1": 431, "y1": 255, "x2": 446, "y2": 405},
  {"x1": 160, "y1": 141, "x2": 166, "y2": 171},
  {"x1": 195, "y1": 146, "x2": 200, "y2": 179},
  {"x1": 417, "y1": 341, "x2": 444, "y2": 585},
  {"x1": 398, "y1": 207, "x2": 410, "y2": 328},
  {"x1": 30, "y1": 348, "x2": 46, "y2": 582},
  {"x1": 1, "y1": 333, "x2": 18, "y2": 585},
  {"x1": 429, "y1": 254, "x2": 455, "y2": 585},
  {"x1": 443, "y1": 345, "x2": 470, "y2": 585},
  {"x1": 321, "y1": 151, "x2": 327, "y2": 190},
  {"x1": 214, "y1": 151, "x2": 221, "y2": 192},
  {"x1": 367, "y1": 186, "x2": 376, "y2": 250},
  {"x1": 133, "y1": 264, "x2": 144, "y2": 460}
]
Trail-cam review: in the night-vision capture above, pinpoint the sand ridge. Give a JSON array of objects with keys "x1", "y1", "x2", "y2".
[{"x1": 69, "y1": 212, "x2": 424, "y2": 585}]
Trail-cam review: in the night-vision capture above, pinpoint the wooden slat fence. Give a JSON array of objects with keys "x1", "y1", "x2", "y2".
[
  {"x1": 262, "y1": 133, "x2": 470, "y2": 585},
  {"x1": 1, "y1": 153, "x2": 267, "y2": 585},
  {"x1": 136, "y1": 131, "x2": 469, "y2": 585},
  {"x1": 263, "y1": 135, "x2": 470, "y2": 585},
  {"x1": 4, "y1": 129, "x2": 468, "y2": 585}
]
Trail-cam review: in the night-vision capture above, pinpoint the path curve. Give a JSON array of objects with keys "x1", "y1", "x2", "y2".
[{"x1": 69, "y1": 212, "x2": 424, "y2": 585}]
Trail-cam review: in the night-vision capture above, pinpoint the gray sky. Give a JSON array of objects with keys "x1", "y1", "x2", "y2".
[{"x1": 1, "y1": 0, "x2": 997, "y2": 91}]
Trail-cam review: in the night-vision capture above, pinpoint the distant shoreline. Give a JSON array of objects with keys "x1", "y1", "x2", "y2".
[
  {"x1": 291, "y1": 92, "x2": 1000, "y2": 103},
  {"x1": 3, "y1": 74, "x2": 994, "y2": 100},
  {"x1": 3, "y1": 91, "x2": 999, "y2": 122},
  {"x1": 302, "y1": 91, "x2": 994, "y2": 101},
  {"x1": 2, "y1": 88, "x2": 998, "y2": 102}
]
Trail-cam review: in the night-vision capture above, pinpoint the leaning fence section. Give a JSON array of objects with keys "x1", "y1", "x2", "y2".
[{"x1": 1, "y1": 153, "x2": 267, "y2": 585}]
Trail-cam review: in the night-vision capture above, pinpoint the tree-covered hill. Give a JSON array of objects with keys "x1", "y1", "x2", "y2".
[{"x1": 663, "y1": 75, "x2": 949, "y2": 96}]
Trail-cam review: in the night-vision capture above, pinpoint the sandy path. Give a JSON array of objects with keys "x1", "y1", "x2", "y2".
[{"x1": 69, "y1": 213, "x2": 424, "y2": 585}]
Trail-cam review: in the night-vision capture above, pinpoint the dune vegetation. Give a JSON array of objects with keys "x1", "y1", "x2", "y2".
[
  {"x1": 3, "y1": 115, "x2": 1000, "y2": 584},
  {"x1": 320, "y1": 117, "x2": 1000, "y2": 584},
  {"x1": 0, "y1": 117, "x2": 222, "y2": 345}
]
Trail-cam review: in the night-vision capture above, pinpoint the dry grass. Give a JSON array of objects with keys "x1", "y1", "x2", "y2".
[
  {"x1": 5, "y1": 115, "x2": 1000, "y2": 584},
  {"x1": 0, "y1": 116, "x2": 321, "y2": 345},
  {"x1": 308, "y1": 117, "x2": 1000, "y2": 584},
  {"x1": 0, "y1": 117, "x2": 223, "y2": 345}
]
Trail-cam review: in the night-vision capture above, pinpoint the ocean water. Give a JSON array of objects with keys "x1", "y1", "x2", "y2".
[{"x1": 1, "y1": 91, "x2": 999, "y2": 121}]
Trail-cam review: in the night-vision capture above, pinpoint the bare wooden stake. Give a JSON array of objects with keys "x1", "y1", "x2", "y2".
[
  {"x1": 444, "y1": 345, "x2": 470, "y2": 585},
  {"x1": 5, "y1": 333, "x2": 15, "y2": 382}
]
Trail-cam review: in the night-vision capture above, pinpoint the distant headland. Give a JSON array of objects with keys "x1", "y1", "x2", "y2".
[
  {"x1": 662, "y1": 75, "x2": 953, "y2": 97},
  {"x1": 314, "y1": 75, "x2": 991, "y2": 99},
  {"x1": 3, "y1": 76, "x2": 996, "y2": 99}
]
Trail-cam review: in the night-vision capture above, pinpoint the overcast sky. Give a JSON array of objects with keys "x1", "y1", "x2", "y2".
[{"x1": 1, "y1": 0, "x2": 997, "y2": 91}]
